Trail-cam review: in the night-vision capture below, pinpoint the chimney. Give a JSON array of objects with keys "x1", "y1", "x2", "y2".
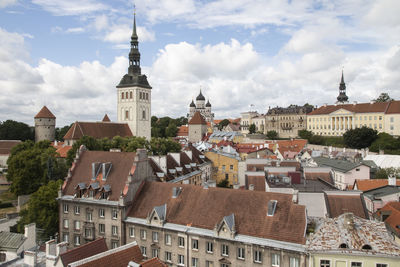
[
  {"x1": 137, "y1": 148, "x2": 148, "y2": 161},
  {"x1": 24, "y1": 251, "x2": 37, "y2": 267},
  {"x1": 56, "y1": 242, "x2": 68, "y2": 256},
  {"x1": 388, "y1": 175, "x2": 396, "y2": 186},
  {"x1": 46, "y1": 239, "x2": 57, "y2": 257},
  {"x1": 24, "y1": 223, "x2": 36, "y2": 250},
  {"x1": 249, "y1": 184, "x2": 255, "y2": 191},
  {"x1": 54, "y1": 140, "x2": 58, "y2": 146},
  {"x1": 324, "y1": 103, "x2": 327, "y2": 107}
]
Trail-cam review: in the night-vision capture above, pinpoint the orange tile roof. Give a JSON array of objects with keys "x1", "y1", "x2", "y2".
[
  {"x1": 60, "y1": 238, "x2": 108, "y2": 266},
  {"x1": 34, "y1": 106, "x2": 56, "y2": 118},
  {"x1": 308, "y1": 101, "x2": 400, "y2": 115},
  {"x1": 176, "y1": 125, "x2": 188, "y2": 136},
  {"x1": 128, "y1": 182, "x2": 306, "y2": 244},
  {"x1": 55, "y1": 145, "x2": 72, "y2": 158},
  {"x1": 354, "y1": 179, "x2": 400, "y2": 191},
  {"x1": 188, "y1": 111, "x2": 207, "y2": 125},
  {"x1": 64, "y1": 121, "x2": 133, "y2": 140},
  {"x1": 377, "y1": 202, "x2": 400, "y2": 237}
]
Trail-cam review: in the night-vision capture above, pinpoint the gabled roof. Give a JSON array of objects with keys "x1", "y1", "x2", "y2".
[
  {"x1": 141, "y1": 257, "x2": 168, "y2": 267},
  {"x1": 0, "y1": 231, "x2": 26, "y2": 250},
  {"x1": 325, "y1": 191, "x2": 368, "y2": 219},
  {"x1": 64, "y1": 121, "x2": 133, "y2": 140},
  {"x1": 377, "y1": 202, "x2": 400, "y2": 237},
  {"x1": 0, "y1": 140, "x2": 21, "y2": 155},
  {"x1": 62, "y1": 150, "x2": 137, "y2": 201},
  {"x1": 34, "y1": 105, "x2": 56, "y2": 118},
  {"x1": 188, "y1": 111, "x2": 207, "y2": 125},
  {"x1": 354, "y1": 179, "x2": 400, "y2": 191},
  {"x1": 128, "y1": 182, "x2": 307, "y2": 244},
  {"x1": 102, "y1": 114, "x2": 111, "y2": 122},
  {"x1": 223, "y1": 213, "x2": 235, "y2": 232},
  {"x1": 60, "y1": 238, "x2": 107, "y2": 266},
  {"x1": 307, "y1": 101, "x2": 400, "y2": 115},
  {"x1": 313, "y1": 157, "x2": 368, "y2": 173}
]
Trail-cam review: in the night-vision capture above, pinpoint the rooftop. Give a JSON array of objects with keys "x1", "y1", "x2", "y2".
[
  {"x1": 313, "y1": 157, "x2": 367, "y2": 173},
  {"x1": 64, "y1": 121, "x2": 132, "y2": 140},
  {"x1": 0, "y1": 140, "x2": 21, "y2": 155},
  {"x1": 307, "y1": 101, "x2": 400, "y2": 115},
  {"x1": 60, "y1": 238, "x2": 108, "y2": 267},
  {"x1": 34, "y1": 105, "x2": 56, "y2": 119}
]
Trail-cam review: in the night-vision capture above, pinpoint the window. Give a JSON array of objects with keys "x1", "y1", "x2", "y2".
[
  {"x1": 351, "y1": 263, "x2": 362, "y2": 267},
  {"x1": 63, "y1": 204, "x2": 69, "y2": 213},
  {"x1": 254, "y1": 250, "x2": 262, "y2": 263},
  {"x1": 129, "y1": 227, "x2": 135, "y2": 237},
  {"x1": 63, "y1": 219, "x2": 69, "y2": 229},
  {"x1": 222, "y1": 165, "x2": 225, "y2": 171},
  {"x1": 376, "y1": 264, "x2": 387, "y2": 267},
  {"x1": 142, "y1": 110, "x2": 146, "y2": 119},
  {"x1": 152, "y1": 231, "x2": 159, "y2": 242},
  {"x1": 74, "y1": 220, "x2": 80, "y2": 230},
  {"x1": 85, "y1": 228, "x2": 92, "y2": 238},
  {"x1": 230, "y1": 165, "x2": 233, "y2": 170},
  {"x1": 125, "y1": 92, "x2": 128, "y2": 99},
  {"x1": 112, "y1": 209, "x2": 118, "y2": 219},
  {"x1": 74, "y1": 235, "x2": 80, "y2": 246},
  {"x1": 390, "y1": 117, "x2": 394, "y2": 123},
  {"x1": 63, "y1": 233, "x2": 69, "y2": 242},
  {"x1": 86, "y1": 211, "x2": 92, "y2": 222},
  {"x1": 99, "y1": 208, "x2": 105, "y2": 218},
  {"x1": 290, "y1": 257, "x2": 299, "y2": 267},
  {"x1": 111, "y1": 241, "x2": 118, "y2": 249},
  {"x1": 165, "y1": 234, "x2": 171, "y2": 245},
  {"x1": 165, "y1": 251, "x2": 172, "y2": 262},
  {"x1": 125, "y1": 110, "x2": 129, "y2": 120},
  {"x1": 221, "y1": 244, "x2": 229, "y2": 256},
  {"x1": 379, "y1": 116, "x2": 382, "y2": 120},
  {"x1": 140, "y1": 92, "x2": 143, "y2": 99},
  {"x1": 141, "y1": 246, "x2": 147, "y2": 257},
  {"x1": 205, "y1": 261, "x2": 213, "y2": 267},
  {"x1": 178, "y1": 236, "x2": 185, "y2": 247},
  {"x1": 237, "y1": 247, "x2": 245, "y2": 259},
  {"x1": 140, "y1": 229, "x2": 147, "y2": 240},
  {"x1": 225, "y1": 173, "x2": 229, "y2": 180},
  {"x1": 192, "y1": 257, "x2": 199, "y2": 267},
  {"x1": 152, "y1": 248, "x2": 159, "y2": 258},
  {"x1": 74, "y1": 206, "x2": 80, "y2": 214},
  {"x1": 99, "y1": 223, "x2": 105, "y2": 234},
  {"x1": 130, "y1": 91, "x2": 133, "y2": 99},
  {"x1": 320, "y1": 260, "x2": 330, "y2": 267},
  {"x1": 178, "y1": 254, "x2": 185, "y2": 266},
  {"x1": 192, "y1": 239, "x2": 198, "y2": 250},
  {"x1": 272, "y1": 253, "x2": 280, "y2": 266},
  {"x1": 206, "y1": 241, "x2": 213, "y2": 253},
  {"x1": 112, "y1": 225, "x2": 118, "y2": 236},
  {"x1": 121, "y1": 92, "x2": 124, "y2": 99},
  {"x1": 221, "y1": 264, "x2": 229, "y2": 267}
]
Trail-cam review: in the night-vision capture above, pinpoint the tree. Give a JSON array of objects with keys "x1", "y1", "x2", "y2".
[
  {"x1": 249, "y1": 123, "x2": 256, "y2": 134},
  {"x1": 0, "y1": 120, "x2": 34, "y2": 141},
  {"x1": 373, "y1": 93, "x2": 394, "y2": 103},
  {"x1": 12, "y1": 180, "x2": 63, "y2": 239},
  {"x1": 125, "y1": 137, "x2": 148, "y2": 152},
  {"x1": 217, "y1": 177, "x2": 230, "y2": 188},
  {"x1": 343, "y1": 126, "x2": 378, "y2": 149},
  {"x1": 149, "y1": 138, "x2": 181, "y2": 155},
  {"x1": 370, "y1": 133, "x2": 400, "y2": 153},
  {"x1": 55, "y1": 124, "x2": 72, "y2": 141},
  {"x1": 66, "y1": 136, "x2": 102, "y2": 166},
  {"x1": 6, "y1": 140, "x2": 66, "y2": 195},
  {"x1": 165, "y1": 122, "x2": 178, "y2": 137},
  {"x1": 298, "y1": 129, "x2": 313, "y2": 141},
  {"x1": 218, "y1": 119, "x2": 230, "y2": 130},
  {"x1": 266, "y1": 130, "x2": 278, "y2": 140}
]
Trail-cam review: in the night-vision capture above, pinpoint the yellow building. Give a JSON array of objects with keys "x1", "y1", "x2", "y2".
[{"x1": 204, "y1": 151, "x2": 240, "y2": 186}]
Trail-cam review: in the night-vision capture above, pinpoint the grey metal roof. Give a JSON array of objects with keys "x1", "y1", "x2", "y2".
[
  {"x1": 0, "y1": 231, "x2": 26, "y2": 250},
  {"x1": 313, "y1": 157, "x2": 367, "y2": 173},
  {"x1": 363, "y1": 185, "x2": 400, "y2": 200},
  {"x1": 154, "y1": 204, "x2": 167, "y2": 221},
  {"x1": 76, "y1": 182, "x2": 86, "y2": 190},
  {"x1": 89, "y1": 182, "x2": 100, "y2": 190},
  {"x1": 223, "y1": 213, "x2": 235, "y2": 232}
]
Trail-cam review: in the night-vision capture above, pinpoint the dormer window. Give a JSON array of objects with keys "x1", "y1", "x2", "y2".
[
  {"x1": 89, "y1": 190, "x2": 94, "y2": 198},
  {"x1": 339, "y1": 243, "x2": 348, "y2": 249},
  {"x1": 362, "y1": 244, "x2": 372, "y2": 250}
]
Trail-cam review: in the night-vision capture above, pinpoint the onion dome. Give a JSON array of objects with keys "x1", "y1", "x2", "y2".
[
  {"x1": 206, "y1": 100, "x2": 211, "y2": 107},
  {"x1": 190, "y1": 100, "x2": 195, "y2": 107},
  {"x1": 196, "y1": 90, "x2": 205, "y2": 101}
]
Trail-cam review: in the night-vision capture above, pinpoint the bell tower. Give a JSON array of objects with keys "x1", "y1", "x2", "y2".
[
  {"x1": 336, "y1": 71, "x2": 349, "y2": 104},
  {"x1": 116, "y1": 10, "x2": 151, "y2": 140}
]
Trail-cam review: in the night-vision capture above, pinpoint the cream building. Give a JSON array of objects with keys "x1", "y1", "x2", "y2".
[{"x1": 240, "y1": 111, "x2": 260, "y2": 134}]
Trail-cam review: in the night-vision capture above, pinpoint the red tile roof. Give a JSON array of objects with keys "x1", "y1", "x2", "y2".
[
  {"x1": 74, "y1": 242, "x2": 143, "y2": 267},
  {"x1": 377, "y1": 202, "x2": 400, "y2": 237},
  {"x1": 188, "y1": 111, "x2": 207, "y2": 125},
  {"x1": 62, "y1": 150, "x2": 137, "y2": 201},
  {"x1": 63, "y1": 121, "x2": 133, "y2": 140},
  {"x1": 325, "y1": 193, "x2": 367, "y2": 219},
  {"x1": 102, "y1": 114, "x2": 111, "y2": 122},
  {"x1": 308, "y1": 101, "x2": 400, "y2": 115},
  {"x1": 128, "y1": 182, "x2": 306, "y2": 244},
  {"x1": 60, "y1": 238, "x2": 108, "y2": 266},
  {"x1": 0, "y1": 140, "x2": 21, "y2": 155},
  {"x1": 354, "y1": 179, "x2": 400, "y2": 191},
  {"x1": 35, "y1": 106, "x2": 56, "y2": 118},
  {"x1": 246, "y1": 176, "x2": 266, "y2": 191},
  {"x1": 305, "y1": 172, "x2": 333, "y2": 184},
  {"x1": 176, "y1": 125, "x2": 188, "y2": 136},
  {"x1": 141, "y1": 257, "x2": 168, "y2": 267},
  {"x1": 55, "y1": 145, "x2": 72, "y2": 158}
]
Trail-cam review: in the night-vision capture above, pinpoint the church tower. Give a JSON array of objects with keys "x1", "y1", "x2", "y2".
[
  {"x1": 336, "y1": 71, "x2": 349, "y2": 104},
  {"x1": 116, "y1": 11, "x2": 151, "y2": 140}
]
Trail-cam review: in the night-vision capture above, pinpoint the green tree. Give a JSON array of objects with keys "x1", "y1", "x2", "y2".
[
  {"x1": 217, "y1": 177, "x2": 230, "y2": 188},
  {"x1": 149, "y1": 138, "x2": 181, "y2": 155},
  {"x1": 370, "y1": 133, "x2": 400, "y2": 153},
  {"x1": 298, "y1": 129, "x2": 313, "y2": 141},
  {"x1": 0, "y1": 120, "x2": 34, "y2": 141},
  {"x1": 165, "y1": 122, "x2": 178, "y2": 137},
  {"x1": 249, "y1": 123, "x2": 256, "y2": 134},
  {"x1": 374, "y1": 167, "x2": 400, "y2": 179},
  {"x1": 266, "y1": 130, "x2": 278, "y2": 140},
  {"x1": 66, "y1": 136, "x2": 102, "y2": 166},
  {"x1": 55, "y1": 124, "x2": 72, "y2": 141},
  {"x1": 125, "y1": 136, "x2": 148, "y2": 152},
  {"x1": 373, "y1": 93, "x2": 394, "y2": 103},
  {"x1": 343, "y1": 126, "x2": 378, "y2": 149},
  {"x1": 6, "y1": 140, "x2": 65, "y2": 195},
  {"x1": 13, "y1": 180, "x2": 63, "y2": 239},
  {"x1": 175, "y1": 116, "x2": 188, "y2": 126},
  {"x1": 218, "y1": 119, "x2": 230, "y2": 130}
]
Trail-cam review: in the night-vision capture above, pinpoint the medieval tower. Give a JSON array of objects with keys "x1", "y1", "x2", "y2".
[{"x1": 34, "y1": 106, "x2": 56, "y2": 142}]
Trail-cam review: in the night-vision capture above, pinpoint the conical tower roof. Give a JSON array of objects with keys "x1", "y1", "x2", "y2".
[{"x1": 34, "y1": 106, "x2": 56, "y2": 119}]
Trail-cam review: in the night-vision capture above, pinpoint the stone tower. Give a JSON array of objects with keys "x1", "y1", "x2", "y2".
[
  {"x1": 34, "y1": 106, "x2": 56, "y2": 142},
  {"x1": 336, "y1": 71, "x2": 349, "y2": 104},
  {"x1": 116, "y1": 12, "x2": 151, "y2": 140},
  {"x1": 188, "y1": 111, "x2": 208, "y2": 143}
]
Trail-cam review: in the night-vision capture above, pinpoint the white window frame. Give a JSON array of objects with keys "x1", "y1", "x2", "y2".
[
  {"x1": 63, "y1": 233, "x2": 69, "y2": 242},
  {"x1": 192, "y1": 239, "x2": 199, "y2": 250},
  {"x1": 320, "y1": 259, "x2": 330, "y2": 267},
  {"x1": 63, "y1": 204, "x2": 69, "y2": 213},
  {"x1": 74, "y1": 235, "x2": 80, "y2": 246},
  {"x1": 178, "y1": 254, "x2": 185, "y2": 266},
  {"x1": 140, "y1": 229, "x2": 147, "y2": 240},
  {"x1": 141, "y1": 246, "x2": 147, "y2": 256},
  {"x1": 165, "y1": 234, "x2": 171, "y2": 245},
  {"x1": 254, "y1": 250, "x2": 262, "y2": 263},
  {"x1": 99, "y1": 223, "x2": 105, "y2": 234},
  {"x1": 86, "y1": 211, "x2": 92, "y2": 222},
  {"x1": 289, "y1": 257, "x2": 299, "y2": 267},
  {"x1": 63, "y1": 219, "x2": 69, "y2": 229},
  {"x1": 178, "y1": 236, "x2": 185, "y2": 248},
  {"x1": 152, "y1": 248, "x2": 159, "y2": 258},
  {"x1": 237, "y1": 247, "x2": 245, "y2": 260},
  {"x1": 206, "y1": 241, "x2": 213, "y2": 254},
  {"x1": 111, "y1": 241, "x2": 118, "y2": 249},
  {"x1": 191, "y1": 257, "x2": 199, "y2": 267},
  {"x1": 129, "y1": 227, "x2": 135, "y2": 237},
  {"x1": 99, "y1": 208, "x2": 105, "y2": 218},
  {"x1": 112, "y1": 225, "x2": 118, "y2": 236},
  {"x1": 351, "y1": 262, "x2": 362, "y2": 267},
  {"x1": 272, "y1": 253, "x2": 280, "y2": 267},
  {"x1": 221, "y1": 244, "x2": 229, "y2": 256},
  {"x1": 74, "y1": 220, "x2": 80, "y2": 230},
  {"x1": 74, "y1": 206, "x2": 80, "y2": 215},
  {"x1": 112, "y1": 209, "x2": 118, "y2": 219},
  {"x1": 165, "y1": 251, "x2": 172, "y2": 262},
  {"x1": 152, "y1": 231, "x2": 159, "y2": 242}
]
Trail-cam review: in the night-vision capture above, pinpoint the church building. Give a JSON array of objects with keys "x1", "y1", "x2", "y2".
[
  {"x1": 116, "y1": 13, "x2": 151, "y2": 140},
  {"x1": 187, "y1": 90, "x2": 214, "y2": 126}
]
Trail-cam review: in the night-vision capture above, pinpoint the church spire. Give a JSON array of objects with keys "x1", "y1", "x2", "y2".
[
  {"x1": 336, "y1": 70, "x2": 349, "y2": 104},
  {"x1": 128, "y1": 7, "x2": 141, "y2": 76}
]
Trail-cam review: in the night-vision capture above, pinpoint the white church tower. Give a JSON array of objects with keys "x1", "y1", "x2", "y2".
[{"x1": 116, "y1": 11, "x2": 151, "y2": 140}]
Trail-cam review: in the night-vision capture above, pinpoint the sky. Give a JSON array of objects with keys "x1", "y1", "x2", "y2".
[{"x1": 0, "y1": 0, "x2": 400, "y2": 127}]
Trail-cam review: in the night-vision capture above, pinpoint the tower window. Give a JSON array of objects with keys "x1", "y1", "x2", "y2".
[
  {"x1": 125, "y1": 92, "x2": 128, "y2": 99},
  {"x1": 125, "y1": 110, "x2": 129, "y2": 120},
  {"x1": 140, "y1": 92, "x2": 143, "y2": 99},
  {"x1": 130, "y1": 91, "x2": 133, "y2": 99},
  {"x1": 142, "y1": 110, "x2": 146, "y2": 119},
  {"x1": 146, "y1": 93, "x2": 149, "y2": 100},
  {"x1": 121, "y1": 92, "x2": 124, "y2": 99}
]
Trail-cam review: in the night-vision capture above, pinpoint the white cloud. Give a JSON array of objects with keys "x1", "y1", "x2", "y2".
[
  {"x1": 0, "y1": 0, "x2": 17, "y2": 8},
  {"x1": 66, "y1": 27, "x2": 85, "y2": 34},
  {"x1": 31, "y1": 0, "x2": 107, "y2": 16}
]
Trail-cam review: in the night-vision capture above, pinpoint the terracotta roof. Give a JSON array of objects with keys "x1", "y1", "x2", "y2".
[
  {"x1": 72, "y1": 242, "x2": 143, "y2": 267},
  {"x1": 325, "y1": 193, "x2": 367, "y2": 219},
  {"x1": 354, "y1": 179, "x2": 400, "y2": 191},
  {"x1": 63, "y1": 121, "x2": 132, "y2": 140},
  {"x1": 308, "y1": 101, "x2": 400, "y2": 115},
  {"x1": 305, "y1": 172, "x2": 333, "y2": 184},
  {"x1": 128, "y1": 182, "x2": 306, "y2": 244},
  {"x1": 55, "y1": 145, "x2": 72, "y2": 158},
  {"x1": 141, "y1": 257, "x2": 168, "y2": 267},
  {"x1": 0, "y1": 140, "x2": 21, "y2": 155},
  {"x1": 176, "y1": 125, "x2": 188, "y2": 136},
  {"x1": 34, "y1": 106, "x2": 56, "y2": 118},
  {"x1": 60, "y1": 238, "x2": 107, "y2": 266},
  {"x1": 62, "y1": 150, "x2": 137, "y2": 201},
  {"x1": 307, "y1": 213, "x2": 400, "y2": 256},
  {"x1": 102, "y1": 114, "x2": 111, "y2": 122},
  {"x1": 188, "y1": 111, "x2": 207, "y2": 125},
  {"x1": 377, "y1": 202, "x2": 400, "y2": 237},
  {"x1": 246, "y1": 175, "x2": 266, "y2": 191}
]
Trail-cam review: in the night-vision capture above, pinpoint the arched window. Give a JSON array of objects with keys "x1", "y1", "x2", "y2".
[
  {"x1": 121, "y1": 92, "x2": 124, "y2": 99},
  {"x1": 339, "y1": 243, "x2": 348, "y2": 249},
  {"x1": 130, "y1": 91, "x2": 133, "y2": 99},
  {"x1": 142, "y1": 110, "x2": 146, "y2": 119},
  {"x1": 125, "y1": 110, "x2": 129, "y2": 120},
  {"x1": 362, "y1": 244, "x2": 372, "y2": 250},
  {"x1": 139, "y1": 92, "x2": 142, "y2": 99},
  {"x1": 125, "y1": 92, "x2": 128, "y2": 99}
]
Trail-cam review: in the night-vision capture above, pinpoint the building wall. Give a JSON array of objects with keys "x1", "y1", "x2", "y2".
[
  {"x1": 310, "y1": 253, "x2": 400, "y2": 267},
  {"x1": 126, "y1": 222, "x2": 307, "y2": 267},
  {"x1": 332, "y1": 165, "x2": 369, "y2": 190},
  {"x1": 385, "y1": 113, "x2": 400, "y2": 136},
  {"x1": 117, "y1": 86, "x2": 151, "y2": 140},
  {"x1": 204, "y1": 152, "x2": 239, "y2": 185},
  {"x1": 265, "y1": 113, "x2": 307, "y2": 138},
  {"x1": 188, "y1": 124, "x2": 207, "y2": 143},
  {"x1": 240, "y1": 112, "x2": 259, "y2": 134},
  {"x1": 35, "y1": 117, "x2": 55, "y2": 142}
]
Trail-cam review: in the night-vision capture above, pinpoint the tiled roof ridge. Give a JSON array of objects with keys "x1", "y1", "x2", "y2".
[
  {"x1": 60, "y1": 238, "x2": 106, "y2": 258},
  {"x1": 188, "y1": 111, "x2": 207, "y2": 125}
]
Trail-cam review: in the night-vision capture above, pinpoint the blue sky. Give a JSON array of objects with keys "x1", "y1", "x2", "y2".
[{"x1": 0, "y1": 0, "x2": 399, "y2": 127}]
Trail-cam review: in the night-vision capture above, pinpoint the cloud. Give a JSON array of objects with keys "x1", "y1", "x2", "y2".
[
  {"x1": 31, "y1": 0, "x2": 108, "y2": 16},
  {"x1": 104, "y1": 24, "x2": 155, "y2": 43},
  {"x1": 66, "y1": 27, "x2": 85, "y2": 34},
  {"x1": 0, "y1": 0, "x2": 17, "y2": 8}
]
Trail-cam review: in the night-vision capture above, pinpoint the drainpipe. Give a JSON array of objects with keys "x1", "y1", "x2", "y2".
[{"x1": 186, "y1": 229, "x2": 190, "y2": 267}]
